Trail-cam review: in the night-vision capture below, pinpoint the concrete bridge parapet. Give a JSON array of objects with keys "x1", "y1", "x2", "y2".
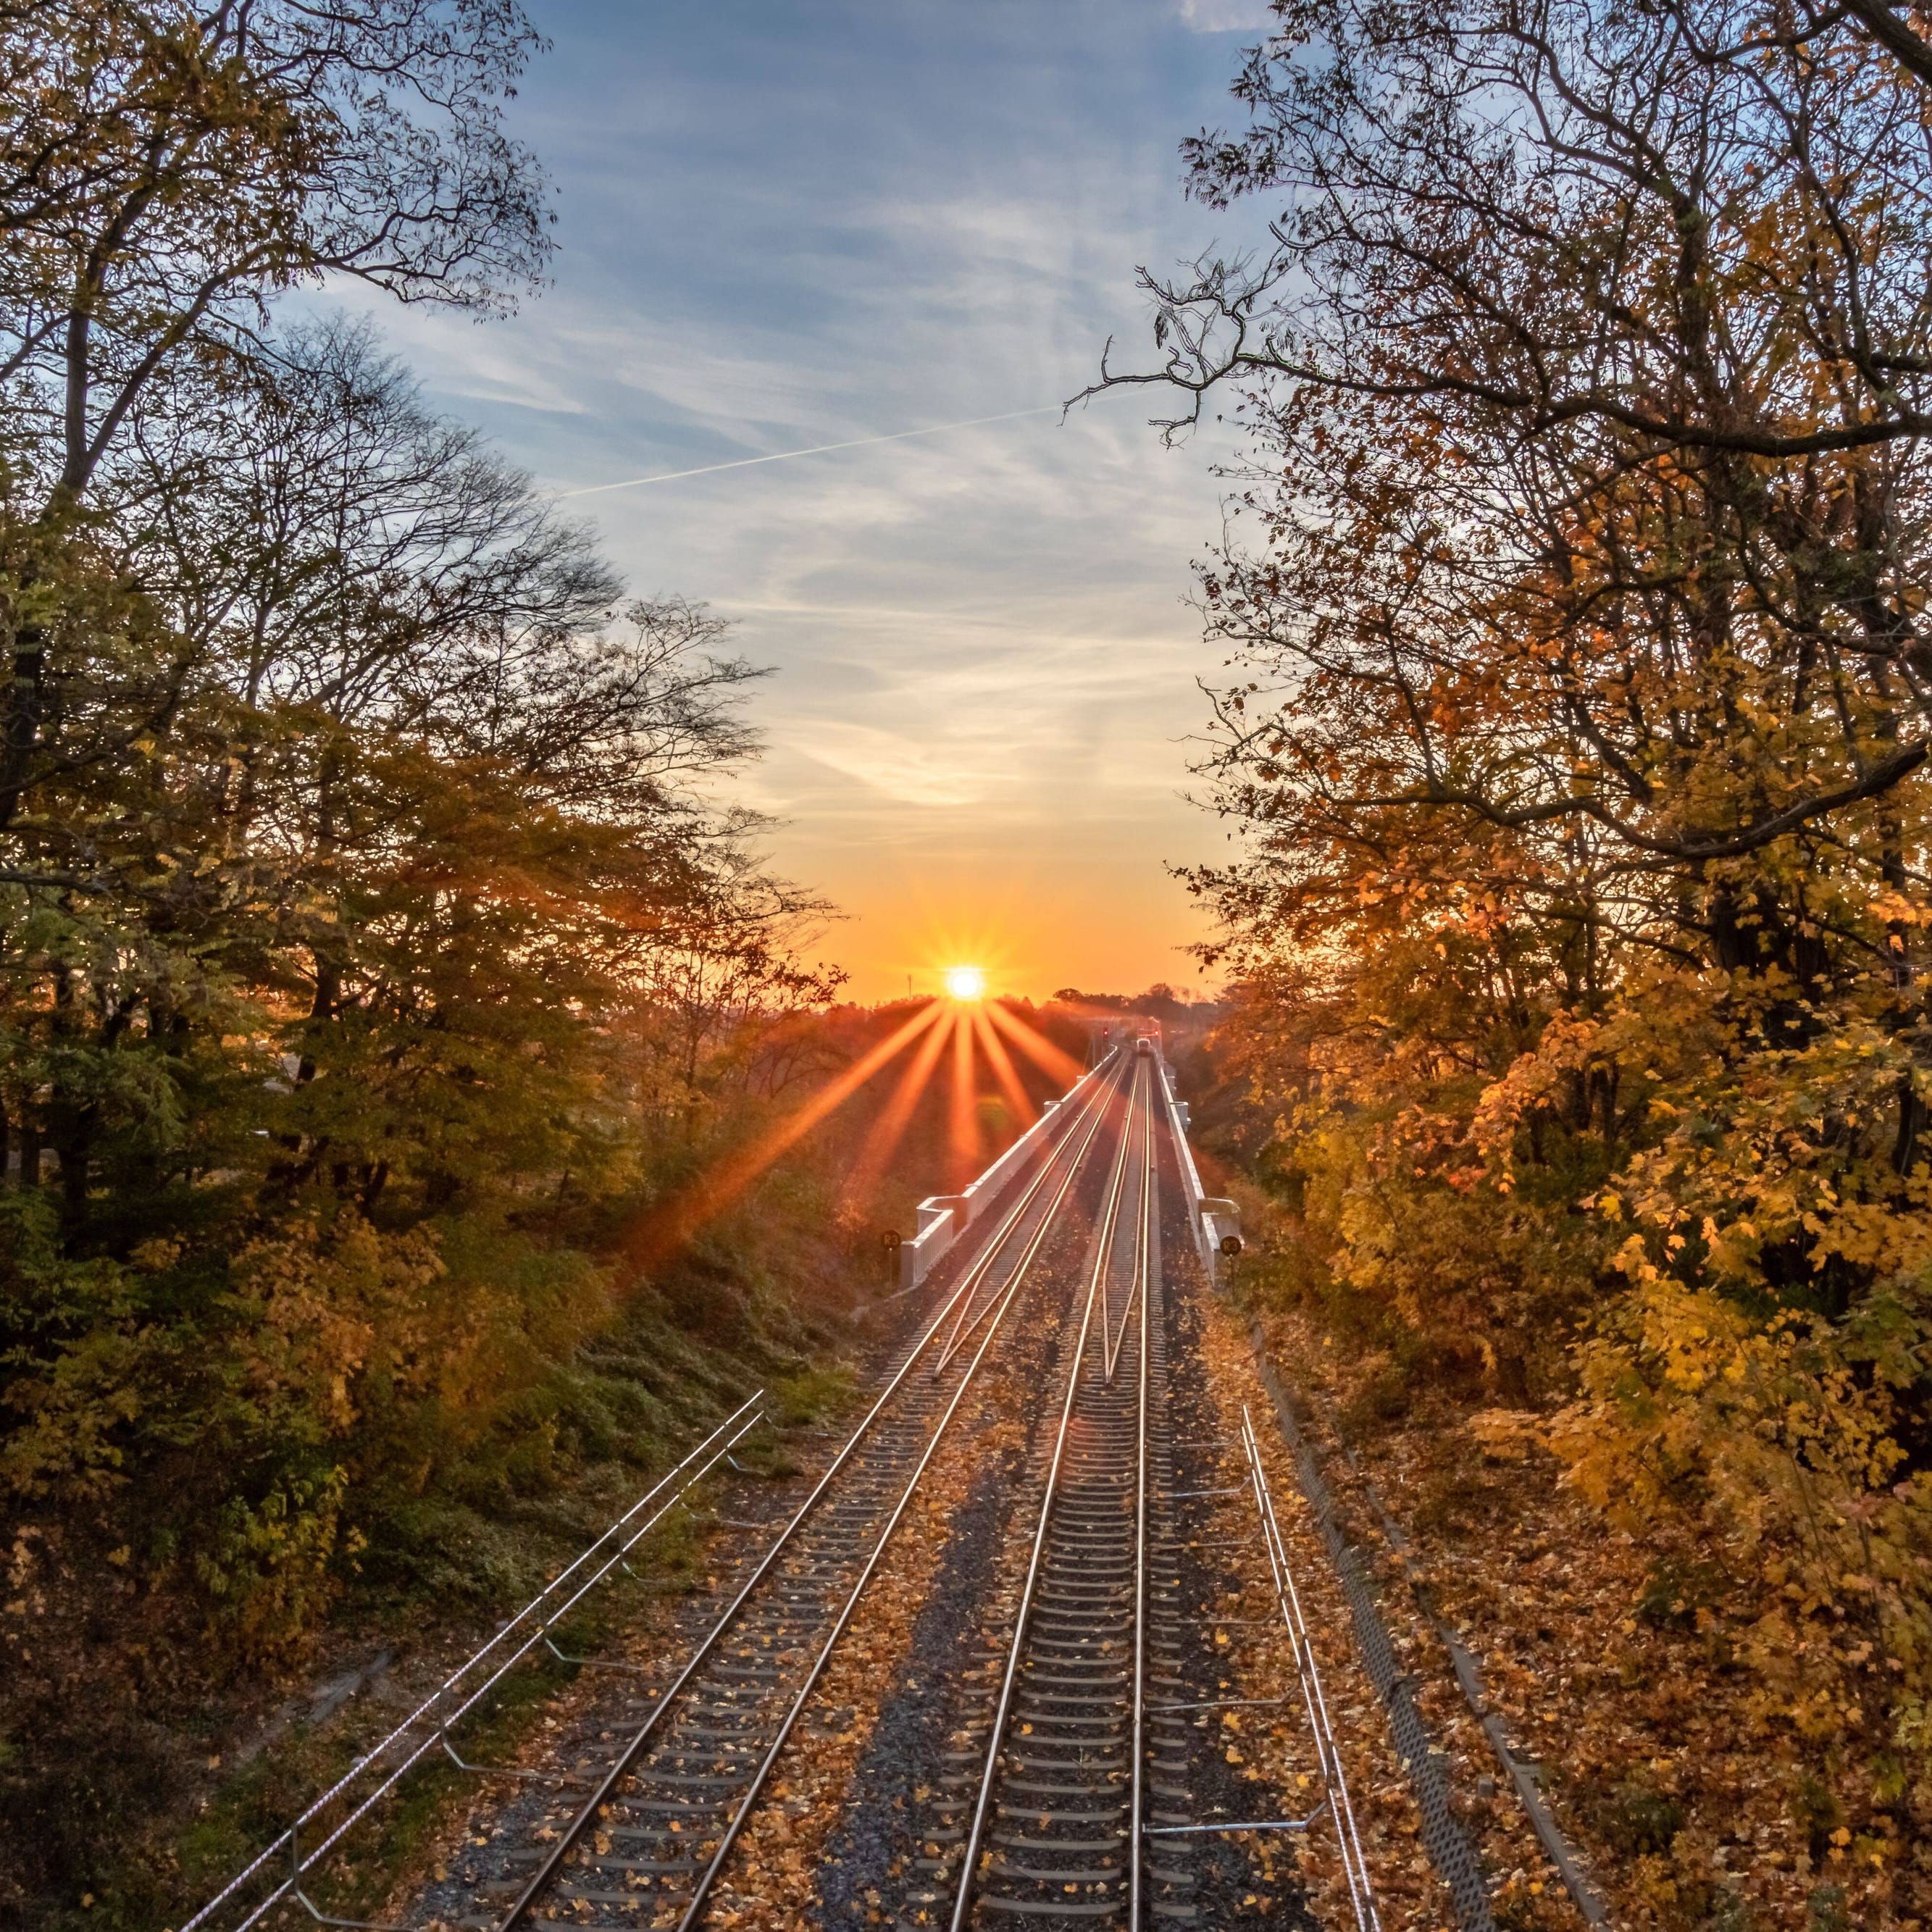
[{"x1": 895, "y1": 1052, "x2": 1118, "y2": 1293}]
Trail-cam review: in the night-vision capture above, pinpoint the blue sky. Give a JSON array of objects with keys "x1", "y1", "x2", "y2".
[{"x1": 358, "y1": 0, "x2": 1280, "y2": 999}]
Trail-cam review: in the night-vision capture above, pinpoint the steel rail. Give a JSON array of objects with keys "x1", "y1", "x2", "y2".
[
  {"x1": 1241, "y1": 1406, "x2": 1381, "y2": 1931},
  {"x1": 1128, "y1": 1055, "x2": 1155, "y2": 1928},
  {"x1": 182, "y1": 1396, "x2": 766, "y2": 1932},
  {"x1": 668, "y1": 1069, "x2": 1124, "y2": 1931},
  {"x1": 927, "y1": 1050, "x2": 1129, "y2": 1379},
  {"x1": 945, "y1": 1057, "x2": 1145, "y2": 1932},
  {"x1": 495, "y1": 1051, "x2": 1128, "y2": 1932},
  {"x1": 1085, "y1": 1058, "x2": 1138, "y2": 1384},
  {"x1": 1104, "y1": 1053, "x2": 1155, "y2": 1385},
  {"x1": 928, "y1": 1049, "x2": 1124, "y2": 1376},
  {"x1": 288, "y1": 1405, "x2": 765, "y2": 1931}
]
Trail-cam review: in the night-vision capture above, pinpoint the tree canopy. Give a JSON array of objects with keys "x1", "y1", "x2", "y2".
[
  {"x1": 0, "y1": 7, "x2": 850, "y2": 1912},
  {"x1": 1109, "y1": 0, "x2": 1932, "y2": 1881}
]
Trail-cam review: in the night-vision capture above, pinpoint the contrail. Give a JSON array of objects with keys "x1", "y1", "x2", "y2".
[{"x1": 556, "y1": 405, "x2": 1058, "y2": 498}]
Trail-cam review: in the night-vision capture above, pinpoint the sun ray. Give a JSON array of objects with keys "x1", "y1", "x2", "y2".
[
  {"x1": 624, "y1": 1000, "x2": 944, "y2": 1275},
  {"x1": 948, "y1": 1004, "x2": 982, "y2": 1184},
  {"x1": 842, "y1": 1005, "x2": 955, "y2": 1211},
  {"x1": 971, "y1": 1005, "x2": 1035, "y2": 1131},
  {"x1": 985, "y1": 998, "x2": 1087, "y2": 1087}
]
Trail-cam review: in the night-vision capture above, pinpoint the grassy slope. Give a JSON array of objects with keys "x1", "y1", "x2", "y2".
[{"x1": 6, "y1": 1166, "x2": 872, "y2": 1932}]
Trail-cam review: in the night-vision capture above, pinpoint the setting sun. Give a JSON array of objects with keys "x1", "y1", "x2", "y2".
[{"x1": 943, "y1": 964, "x2": 987, "y2": 1001}]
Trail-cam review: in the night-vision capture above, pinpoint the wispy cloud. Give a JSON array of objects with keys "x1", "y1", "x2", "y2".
[
  {"x1": 1173, "y1": 0, "x2": 1278, "y2": 30},
  {"x1": 787, "y1": 722, "x2": 1011, "y2": 808},
  {"x1": 557, "y1": 406, "x2": 1060, "y2": 497},
  {"x1": 355, "y1": 0, "x2": 1274, "y2": 997}
]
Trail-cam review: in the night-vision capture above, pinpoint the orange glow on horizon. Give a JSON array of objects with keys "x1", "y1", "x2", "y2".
[
  {"x1": 971, "y1": 1006, "x2": 1036, "y2": 1132},
  {"x1": 943, "y1": 964, "x2": 987, "y2": 1001},
  {"x1": 984, "y1": 998, "x2": 1087, "y2": 1086},
  {"x1": 617, "y1": 973, "x2": 1110, "y2": 1284},
  {"x1": 908, "y1": 919, "x2": 1021, "y2": 1005},
  {"x1": 949, "y1": 1005, "x2": 982, "y2": 1182},
  {"x1": 624, "y1": 999, "x2": 943, "y2": 1276},
  {"x1": 842, "y1": 1005, "x2": 956, "y2": 1210}
]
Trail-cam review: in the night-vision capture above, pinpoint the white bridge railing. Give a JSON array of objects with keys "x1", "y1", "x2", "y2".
[
  {"x1": 895, "y1": 1050, "x2": 1121, "y2": 1290},
  {"x1": 895, "y1": 1043, "x2": 1239, "y2": 1293},
  {"x1": 1155, "y1": 1054, "x2": 1241, "y2": 1277}
]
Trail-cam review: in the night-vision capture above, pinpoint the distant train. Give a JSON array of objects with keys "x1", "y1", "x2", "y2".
[{"x1": 1134, "y1": 1034, "x2": 1154, "y2": 1057}]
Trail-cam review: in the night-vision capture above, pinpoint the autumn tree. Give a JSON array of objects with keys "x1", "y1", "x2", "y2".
[
  {"x1": 0, "y1": 9, "x2": 845, "y2": 1912},
  {"x1": 1108, "y1": 0, "x2": 1932, "y2": 1831}
]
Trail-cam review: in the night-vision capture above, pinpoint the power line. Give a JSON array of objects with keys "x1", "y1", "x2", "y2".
[{"x1": 556, "y1": 405, "x2": 1058, "y2": 498}]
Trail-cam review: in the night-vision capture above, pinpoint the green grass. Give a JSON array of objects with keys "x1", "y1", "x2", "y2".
[
  {"x1": 766, "y1": 1362, "x2": 857, "y2": 1429},
  {"x1": 15, "y1": 1155, "x2": 871, "y2": 1932}
]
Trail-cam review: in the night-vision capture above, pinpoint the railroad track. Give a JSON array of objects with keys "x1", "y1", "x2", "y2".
[
  {"x1": 901, "y1": 1054, "x2": 1367, "y2": 1932},
  {"x1": 932, "y1": 1053, "x2": 1177, "y2": 1928},
  {"x1": 426, "y1": 1051, "x2": 1137, "y2": 1932},
  {"x1": 197, "y1": 1044, "x2": 1368, "y2": 1932}
]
